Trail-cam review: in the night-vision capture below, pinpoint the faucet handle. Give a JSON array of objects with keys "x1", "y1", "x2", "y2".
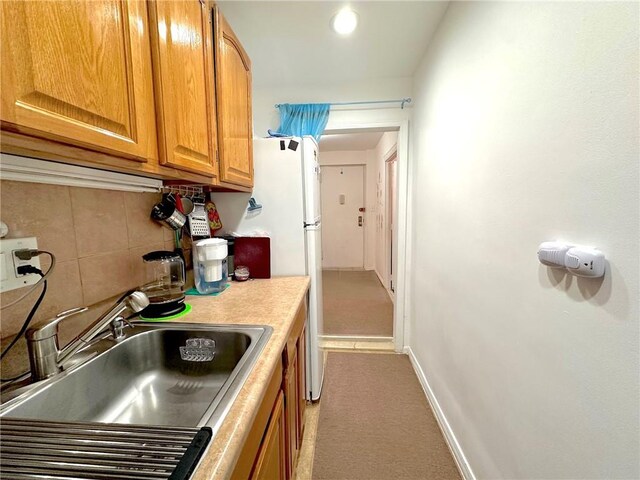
[
  {"x1": 110, "y1": 315, "x2": 134, "y2": 340},
  {"x1": 26, "y1": 307, "x2": 89, "y2": 341}
]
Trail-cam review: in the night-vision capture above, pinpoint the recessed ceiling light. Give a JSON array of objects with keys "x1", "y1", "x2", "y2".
[{"x1": 331, "y1": 7, "x2": 358, "y2": 35}]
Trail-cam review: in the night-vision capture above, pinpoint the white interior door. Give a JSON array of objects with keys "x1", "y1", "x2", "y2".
[{"x1": 321, "y1": 165, "x2": 365, "y2": 269}]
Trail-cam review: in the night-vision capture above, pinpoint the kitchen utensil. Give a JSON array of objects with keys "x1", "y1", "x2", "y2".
[
  {"x1": 181, "y1": 196, "x2": 195, "y2": 216},
  {"x1": 175, "y1": 193, "x2": 184, "y2": 213},
  {"x1": 219, "y1": 235, "x2": 236, "y2": 275},
  {"x1": 187, "y1": 200, "x2": 210, "y2": 239},
  {"x1": 151, "y1": 195, "x2": 186, "y2": 231}
]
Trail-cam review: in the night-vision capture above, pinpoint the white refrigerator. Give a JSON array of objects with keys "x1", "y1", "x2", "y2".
[{"x1": 212, "y1": 136, "x2": 324, "y2": 401}]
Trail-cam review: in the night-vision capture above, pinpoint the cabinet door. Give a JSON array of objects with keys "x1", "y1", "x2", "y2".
[
  {"x1": 284, "y1": 348, "x2": 299, "y2": 479},
  {"x1": 0, "y1": 0, "x2": 157, "y2": 162},
  {"x1": 213, "y1": 7, "x2": 254, "y2": 188},
  {"x1": 297, "y1": 326, "x2": 307, "y2": 447},
  {"x1": 148, "y1": 0, "x2": 218, "y2": 177},
  {"x1": 251, "y1": 391, "x2": 286, "y2": 480}
]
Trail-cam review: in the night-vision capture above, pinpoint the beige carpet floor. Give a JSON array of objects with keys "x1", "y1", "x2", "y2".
[
  {"x1": 312, "y1": 352, "x2": 461, "y2": 480},
  {"x1": 322, "y1": 270, "x2": 393, "y2": 337}
]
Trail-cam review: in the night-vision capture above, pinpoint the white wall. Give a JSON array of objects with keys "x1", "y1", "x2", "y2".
[
  {"x1": 408, "y1": 2, "x2": 639, "y2": 479},
  {"x1": 319, "y1": 150, "x2": 376, "y2": 270},
  {"x1": 252, "y1": 76, "x2": 413, "y2": 137}
]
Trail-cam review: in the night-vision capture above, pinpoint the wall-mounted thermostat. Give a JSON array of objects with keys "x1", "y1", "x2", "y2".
[{"x1": 537, "y1": 241, "x2": 605, "y2": 278}]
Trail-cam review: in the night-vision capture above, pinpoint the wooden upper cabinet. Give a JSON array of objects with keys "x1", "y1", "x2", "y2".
[
  {"x1": 148, "y1": 0, "x2": 218, "y2": 178},
  {"x1": 213, "y1": 6, "x2": 254, "y2": 188},
  {"x1": 0, "y1": 0, "x2": 157, "y2": 163}
]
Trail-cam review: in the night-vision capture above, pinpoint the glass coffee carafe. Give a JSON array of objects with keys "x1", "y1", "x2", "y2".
[{"x1": 139, "y1": 251, "x2": 186, "y2": 318}]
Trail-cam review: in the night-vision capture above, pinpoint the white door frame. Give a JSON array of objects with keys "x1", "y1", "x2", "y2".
[
  {"x1": 323, "y1": 118, "x2": 411, "y2": 353},
  {"x1": 384, "y1": 147, "x2": 398, "y2": 297},
  {"x1": 320, "y1": 163, "x2": 366, "y2": 270}
]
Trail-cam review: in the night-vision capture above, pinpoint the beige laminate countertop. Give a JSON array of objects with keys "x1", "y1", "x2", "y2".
[{"x1": 174, "y1": 276, "x2": 310, "y2": 480}]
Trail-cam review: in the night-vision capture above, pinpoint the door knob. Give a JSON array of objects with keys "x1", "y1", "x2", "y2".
[{"x1": 358, "y1": 216, "x2": 363, "y2": 227}]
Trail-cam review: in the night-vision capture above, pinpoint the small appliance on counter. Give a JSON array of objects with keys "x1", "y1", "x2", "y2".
[
  {"x1": 217, "y1": 235, "x2": 236, "y2": 276},
  {"x1": 139, "y1": 251, "x2": 188, "y2": 319},
  {"x1": 193, "y1": 238, "x2": 228, "y2": 294}
]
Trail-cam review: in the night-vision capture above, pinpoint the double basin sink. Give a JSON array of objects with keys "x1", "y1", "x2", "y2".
[{"x1": 1, "y1": 322, "x2": 272, "y2": 432}]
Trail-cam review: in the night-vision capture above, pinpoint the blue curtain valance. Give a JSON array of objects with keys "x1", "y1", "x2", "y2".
[{"x1": 275, "y1": 103, "x2": 330, "y2": 141}]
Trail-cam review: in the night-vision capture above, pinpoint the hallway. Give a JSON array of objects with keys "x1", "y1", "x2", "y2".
[
  {"x1": 295, "y1": 349, "x2": 461, "y2": 479},
  {"x1": 322, "y1": 270, "x2": 393, "y2": 337}
]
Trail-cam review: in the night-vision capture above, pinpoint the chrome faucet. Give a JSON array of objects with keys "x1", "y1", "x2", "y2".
[{"x1": 26, "y1": 290, "x2": 149, "y2": 381}]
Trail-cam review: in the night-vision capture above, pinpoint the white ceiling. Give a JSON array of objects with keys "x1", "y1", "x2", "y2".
[
  {"x1": 217, "y1": 1, "x2": 450, "y2": 88},
  {"x1": 319, "y1": 132, "x2": 384, "y2": 152}
]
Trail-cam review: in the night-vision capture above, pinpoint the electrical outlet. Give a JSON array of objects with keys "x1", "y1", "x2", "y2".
[{"x1": 0, "y1": 237, "x2": 41, "y2": 293}]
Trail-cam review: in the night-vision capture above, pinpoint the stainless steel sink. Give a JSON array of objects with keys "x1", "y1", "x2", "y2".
[{"x1": 1, "y1": 322, "x2": 271, "y2": 433}]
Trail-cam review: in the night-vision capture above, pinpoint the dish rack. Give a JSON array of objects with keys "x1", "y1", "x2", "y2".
[{"x1": 0, "y1": 417, "x2": 212, "y2": 479}]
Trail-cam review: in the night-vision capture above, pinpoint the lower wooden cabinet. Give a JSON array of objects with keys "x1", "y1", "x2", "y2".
[
  {"x1": 282, "y1": 300, "x2": 307, "y2": 479},
  {"x1": 251, "y1": 391, "x2": 286, "y2": 480},
  {"x1": 297, "y1": 326, "x2": 307, "y2": 445},
  {"x1": 284, "y1": 347, "x2": 300, "y2": 479},
  {"x1": 232, "y1": 300, "x2": 308, "y2": 480}
]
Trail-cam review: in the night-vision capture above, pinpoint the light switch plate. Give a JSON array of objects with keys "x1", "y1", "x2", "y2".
[{"x1": 0, "y1": 237, "x2": 41, "y2": 293}]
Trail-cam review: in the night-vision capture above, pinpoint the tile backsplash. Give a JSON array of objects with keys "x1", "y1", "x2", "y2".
[{"x1": 0, "y1": 180, "x2": 177, "y2": 339}]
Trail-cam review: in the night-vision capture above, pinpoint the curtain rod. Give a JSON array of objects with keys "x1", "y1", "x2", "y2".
[{"x1": 274, "y1": 97, "x2": 412, "y2": 110}]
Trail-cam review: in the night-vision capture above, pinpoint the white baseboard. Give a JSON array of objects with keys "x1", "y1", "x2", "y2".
[
  {"x1": 374, "y1": 268, "x2": 395, "y2": 303},
  {"x1": 322, "y1": 267, "x2": 367, "y2": 271},
  {"x1": 405, "y1": 347, "x2": 476, "y2": 480}
]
